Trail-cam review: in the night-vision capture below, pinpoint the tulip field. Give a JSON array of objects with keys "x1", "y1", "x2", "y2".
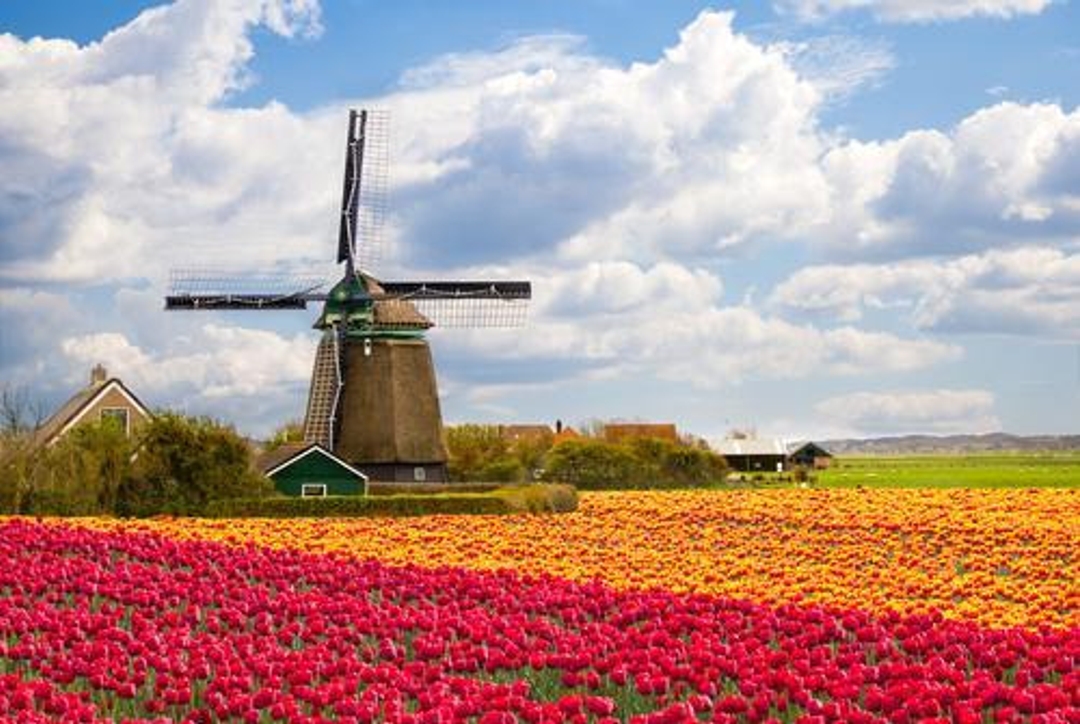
[{"x1": 1, "y1": 488, "x2": 1077, "y2": 722}]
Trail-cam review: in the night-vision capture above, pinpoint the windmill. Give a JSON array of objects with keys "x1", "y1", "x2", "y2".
[{"x1": 165, "y1": 109, "x2": 531, "y2": 482}]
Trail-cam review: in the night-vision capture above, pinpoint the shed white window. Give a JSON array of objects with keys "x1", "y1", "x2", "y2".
[{"x1": 301, "y1": 484, "x2": 328, "y2": 497}]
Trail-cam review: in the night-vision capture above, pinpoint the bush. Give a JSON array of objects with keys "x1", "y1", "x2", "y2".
[
  {"x1": 542, "y1": 437, "x2": 728, "y2": 490},
  {"x1": 542, "y1": 438, "x2": 645, "y2": 490},
  {"x1": 0, "y1": 419, "x2": 131, "y2": 516},
  {"x1": 118, "y1": 413, "x2": 272, "y2": 517},
  {"x1": 444, "y1": 424, "x2": 554, "y2": 483},
  {"x1": 495, "y1": 483, "x2": 578, "y2": 513},
  {"x1": 368, "y1": 482, "x2": 504, "y2": 496},
  {"x1": 204, "y1": 484, "x2": 578, "y2": 518}
]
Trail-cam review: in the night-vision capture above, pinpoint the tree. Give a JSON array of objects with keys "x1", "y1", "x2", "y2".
[
  {"x1": 118, "y1": 413, "x2": 272, "y2": 517},
  {"x1": 542, "y1": 438, "x2": 644, "y2": 489},
  {"x1": 0, "y1": 383, "x2": 45, "y2": 436},
  {"x1": 445, "y1": 424, "x2": 521, "y2": 482},
  {"x1": 0, "y1": 418, "x2": 131, "y2": 515},
  {"x1": 265, "y1": 419, "x2": 305, "y2": 451}
]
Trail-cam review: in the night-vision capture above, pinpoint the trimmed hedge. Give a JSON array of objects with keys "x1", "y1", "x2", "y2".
[
  {"x1": 367, "y1": 482, "x2": 505, "y2": 496},
  {"x1": 204, "y1": 483, "x2": 578, "y2": 518}
]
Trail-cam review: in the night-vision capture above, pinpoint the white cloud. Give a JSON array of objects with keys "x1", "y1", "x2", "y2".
[
  {"x1": 815, "y1": 389, "x2": 1000, "y2": 434},
  {"x1": 382, "y1": 10, "x2": 832, "y2": 268},
  {"x1": 819, "y1": 103, "x2": 1080, "y2": 255},
  {"x1": 442, "y1": 259, "x2": 960, "y2": 390},
  {"x1": 775, "y1": 0, "x2": 1053, "y2": 23},
  {"x1": 771, "y1": 245, "x2": 1080, "y2": 339},
  {"x1": 0, "y1": 0, "x2": 328, "y2": 285}
]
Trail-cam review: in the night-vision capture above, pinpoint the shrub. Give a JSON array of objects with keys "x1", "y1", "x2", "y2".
[
  {"x1": 542, "y1": 438, "x2": 645, "y2": 490},
  {"x1": 118, "y1": 413, "x2": 272, "y2": 517},
  {"x1": 495, "y1": 483, "x2": 578, "y2": 513},
  {"x1": 368, "y1": 482, "x2": 504, "y2": 496},
  {"x1": 0, "y1": 419, "x2": 131, "y2": 516},
  {"x1": 543, "y1": 437, "x2": 728, "y2": 490}
]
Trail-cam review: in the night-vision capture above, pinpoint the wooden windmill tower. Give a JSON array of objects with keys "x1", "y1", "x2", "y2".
[{"x1": 166, "y1": 109, "x2": 531, "y2": 482}]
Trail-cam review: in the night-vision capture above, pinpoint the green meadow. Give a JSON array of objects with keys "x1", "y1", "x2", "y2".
[{"x1": 814, "y1": 453, "x2": 1080, "y2": 489}]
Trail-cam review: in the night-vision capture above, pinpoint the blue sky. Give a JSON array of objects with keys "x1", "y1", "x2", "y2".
[{"x1": 1, "y1": 0, "x2": 1078, "y2": 442}]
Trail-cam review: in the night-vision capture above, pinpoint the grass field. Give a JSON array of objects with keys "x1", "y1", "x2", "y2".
[{"x1": 815, "y1": 452, "x2": 1080, "y2": 488}]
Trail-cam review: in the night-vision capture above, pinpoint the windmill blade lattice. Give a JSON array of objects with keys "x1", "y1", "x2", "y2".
[
  {"x1": 339, "y1": 109, "x2": 389, "y2": 273},
  {"x1": 165, "y1": 269, "x2": 327, "y2": 310},
  {"x1": 377, "y1": 281, "x2": 531, "y2": 327}
]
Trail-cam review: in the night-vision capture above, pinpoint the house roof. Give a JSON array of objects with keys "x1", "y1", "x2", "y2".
[
  {"x1": 714, "y1": 438, "x2": 789, "y2": 456},
  {"x1": 258, "y1": 442, "x2": 369, "y2": 481},
  {"x1": 604, "y1": 423, "x2": 678, "y2": 443},
  {"x1": 787, "y1": 441, "x2": 833, "y2": 457},
  {"x1": 254, "y1": 442, "x2": 311, "y2": 474},
  {"x1": 500, "y1": 424, "x2": 554, "y2": 441},
  {"x1": 32, "y1": 373, "x2": 151, "y2": 450}
]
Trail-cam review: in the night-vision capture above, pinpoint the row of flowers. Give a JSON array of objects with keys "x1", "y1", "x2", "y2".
[
  {"x1": 78, "y1": 488, "x2": 1078, "y2": 629},
  {"x1": 1, "y1": 519, "x2": 1076, "y2": 722}
]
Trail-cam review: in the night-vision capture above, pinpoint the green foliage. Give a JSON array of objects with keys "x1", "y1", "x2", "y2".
[
  {"x1": 205, "y1": 484, "x2": 578, "y2": 518},
  {"x1": 0, "y1": 418, "x2": 131, "y2": 515},
  {"x1": 543, "y1": 438, "x2": 645, "y2": 489},
  {"x1": 368, "y1": 481, "x2": 504, "y2": 495},
  {"x1": 543, "y1": 437, "x2": 728, "y2": 490},
  {"x1": 117, "y1": 413, "x2": 272, "y2": 516},
  {"x1": 445, "y1": 424, "x2": 556, "y2": 482},
  {"x1": 264, "y1": 419, "x2": 305, "y2": 452},
  {"x1": 494, "y1": 483, "x2": 578, "y2": 513},
  {"x1": 445, "y1": 424, "x2": 518, "y2": 481}
]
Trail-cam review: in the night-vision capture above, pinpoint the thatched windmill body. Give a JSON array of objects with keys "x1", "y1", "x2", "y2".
[{"x1": 166, "y1": 110, "x2": 530, "y2": 482}]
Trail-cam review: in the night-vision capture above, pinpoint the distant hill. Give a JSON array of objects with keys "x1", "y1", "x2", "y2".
[{"x1": 819, "y1": 433, "x2": 1080, "y2": 455}]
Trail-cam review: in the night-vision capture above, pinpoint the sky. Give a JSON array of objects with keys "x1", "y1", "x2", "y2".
[{"x1": 1, "y1": 0, "x2": 1078, "y2": 443}]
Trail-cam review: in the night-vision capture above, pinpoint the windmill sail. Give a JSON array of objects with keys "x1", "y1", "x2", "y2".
[
  {"x1": 338, "y1": 109, "x2": 388, "y2": 273},
  {"x1": 377, "y1": 281, "x2": 531, "y2": 327},
  {"x1": 165, "y1": 269, "x2": 325, "y2": 310}
]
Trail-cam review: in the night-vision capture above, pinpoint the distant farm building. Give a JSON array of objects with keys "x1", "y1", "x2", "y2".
[
  {"x1": 603, "y1": 423, "x2": 678, "y2": 444},
  {"x1": 787, "y1": 442, "x2": 834, "y2": 469},
  {"x1": 33, "y1": 365, "x2": 151, "y2": 449},
  {"x1": 715, "y1": 438, "x2": 789, "y2": 472},
  {"x1": 257, "y1": 442, "x2": 368, "y2": 497},
  {"x1": 715, "y1": 438, "x2": 834, "y2": 472}
]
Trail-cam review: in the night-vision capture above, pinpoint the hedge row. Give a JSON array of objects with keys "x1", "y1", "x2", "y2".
[
  {"x1": 204, "y1": 484, "x2": 578, "y2": 518},
  {"x1": 367, "y1": 482, "x2": 505, "y2": 496}
]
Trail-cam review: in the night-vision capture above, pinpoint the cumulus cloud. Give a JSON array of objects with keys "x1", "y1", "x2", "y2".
[
  {"x1": 819, "y1": 103, "x2": 1080, "y2": 256},
  {"x1": 815, "y1": 389, "x2": 1000, "y2": 434},
  {"x1": 771, "y1": 246, "x2": 1080, "y2": 339},
  {"x1": 382, "y1": 10, "x2": 832, "y2": 268},
  {"x1": 0, "y1": 0, "x2": 329, "y2": 285},
  {"x1": 440, "y1": 259, "x2": 960, "y2": 391},
  {"x1": 775, "y1": 0, "x2": 1053, "y2": 23}
]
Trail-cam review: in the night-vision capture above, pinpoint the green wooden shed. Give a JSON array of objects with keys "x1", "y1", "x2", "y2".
[{"x1": 258, "y1": 443, "x2": 369, "y2": 497}]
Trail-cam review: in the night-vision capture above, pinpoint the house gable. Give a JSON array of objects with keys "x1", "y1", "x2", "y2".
[
  {"x1": 53, "y1": 380, "x2": 151, "y2": 443},
  {"x1": 35, "y1": 374, "x2": 152, "y2": 449},
  {"x1": 265, "y1": 444, "x2": 369, "y2": 497}
]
